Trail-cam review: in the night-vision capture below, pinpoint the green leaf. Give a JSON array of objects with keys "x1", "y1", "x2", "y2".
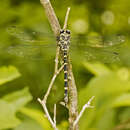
[
  {"x1": 112, "y1": 93, "x2": 130, "y2": 107},
  {"x1": 14, "y1": 116, "x2": 43, "y2": 130},
  {"x1": 0, "y1": 100, "x2": 20, "y2": 129},
  {"x1": 0, "y1": 66, "x2": 21, "y2": 85},
  {"x1": 96, "y1": 109, "x2": 116, "y2": 130},
  {"x1": 84, "y1": 62, "x2": 111, "y2": 76},
  {"x1": 0, "y1": 88, "x2": 32, "y2": 129},
  {"x1": 3, "y1": 87, "x2": 32, "y2": 111},
  {"x1": 78, "y1": 69, "x2": 130, "y2": 129},
  {"x1": 20, "y1": 107, "x2": 53, "y2": 130},
  {"x1": 79, "y1": 73, "x2": 130, "y2": 110}
]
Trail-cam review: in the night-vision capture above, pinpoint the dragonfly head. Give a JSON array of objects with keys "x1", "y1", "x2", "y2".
[{"x1": 59, "y1": 29, "x2": 71, "y2": 41}]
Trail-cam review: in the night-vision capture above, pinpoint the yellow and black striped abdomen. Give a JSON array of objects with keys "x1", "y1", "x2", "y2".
[{"x1": 63, "y1": 50, "x2": 68, "y2": 104}]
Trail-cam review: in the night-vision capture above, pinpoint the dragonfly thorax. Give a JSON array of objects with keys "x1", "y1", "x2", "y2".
[{"x1": 58, "y1": 29, "x2": 71, "y2": 51}]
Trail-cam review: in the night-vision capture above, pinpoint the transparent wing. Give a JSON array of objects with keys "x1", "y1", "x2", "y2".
[
  {"x1": 7, "y1": 26, "x2": 56, "y2": 43},
  {"x1": 70, "y1": 45, "x2": 121, "y2": 63},
  {"x1": 6, "y1": 26, "x2": 126, "y2": 63},
  {"x1": 6, "y1": 26, "x2": 57, "y2": 62},
  {"x1": 70, "y1": 34, "x2": 125, "y2": 63},
  {"x1": 2, "y1": 44, "x2": 56, "y2": 62},
  {"x1": 7, "y1": 26, "x2": 125, "y2": 47},
  {"x1": 2, "y1": 43, "x2": 122, "y2": 63},
  {"x1": 71, "y1": 34, "x2": 125, "y2": 48}
]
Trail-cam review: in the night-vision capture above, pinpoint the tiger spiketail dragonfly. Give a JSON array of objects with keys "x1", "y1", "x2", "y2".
[
  {"x1": 5, "y1": 26, "x2": 126, "y2": 64},
  {"x1": 3, "y1": 26, "x2": 126, "y2": 104}
]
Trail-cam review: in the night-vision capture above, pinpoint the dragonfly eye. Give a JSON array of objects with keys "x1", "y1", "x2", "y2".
[
  {"x1": 66, "y1": 30, "x2": 70, "y2": 34},
  {"x1": 60, "y1": 29, "x2": 64, "y2": 34}
]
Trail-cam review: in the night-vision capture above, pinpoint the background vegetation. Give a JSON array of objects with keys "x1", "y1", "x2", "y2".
[{"x1": 0, "y1": 0, "x2": 130, "y2": 130}]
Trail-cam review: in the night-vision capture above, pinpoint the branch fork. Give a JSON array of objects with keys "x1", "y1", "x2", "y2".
[{"x1": 73, "y1": 96, "x2": 95, "y2": 128}]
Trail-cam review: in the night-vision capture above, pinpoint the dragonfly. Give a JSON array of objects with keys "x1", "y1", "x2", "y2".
[
  {"x1": 5, "y1": 26, "x2": 126, "y2": 64},
  {"x1": 4, "y1": 26, "x2": 126, "y2": 105},
  {"x1": 58, "y1": 29, "x2": 71, "y2": 104}
]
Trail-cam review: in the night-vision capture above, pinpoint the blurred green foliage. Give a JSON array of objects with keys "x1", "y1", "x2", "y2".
[{"x1": 0, "y1": 0, "x2": 130, "y2": 130}]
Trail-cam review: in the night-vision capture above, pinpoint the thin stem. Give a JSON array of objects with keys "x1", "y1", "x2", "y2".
[
  {"x1": 38, "y1": 98, "x2": 58, "y2": 130},
  {"x1": 40, "y1": 0, "x2": 61, "y2": 36},
  {"x1": 54, "y1": 47, "x2": 60, "y2": 73},
  {"x1": 63, "y1": 7, "x2": 71, "y2": 30},
  {"x1": 73, "y1": 96, "x2": 95, "y2": 128},
  {"x1": 53, "y1": 104, "x2": 56, "y2": 125},
  {"x1": 43, "y1": 65, "x2": 64, "y2": 103},
  {"x1": 68, "y1": 63, "x2": 78, "y2": 130}
]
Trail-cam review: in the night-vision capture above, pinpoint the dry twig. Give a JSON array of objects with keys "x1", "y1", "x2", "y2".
[
  {"x1": 63, "y1": 7, "x2": 71, "y2": 30},
  {"x1": 53, "y1": 104, "x2": 57, "y2": 125},
  {"x1": 73, "y1": 96, "x2": 95, "y2": 128},
  {"x1": 40, "y1": 0, "x2": 60, "y2": 36},
  {"x1": 39, "y1": 0, "x2": 79, "y2": 130},
  {"x1": 38, "y1": 64, "x2": 63, "y2": 129},
  {"x1": 38, "y1": 98, "x2": 58, "y2": 130},
  {"x1": 43, "y1": 65, "x2": 64, "y2": 103},
  {"x1": 68, "y1": 63, "x2": 78, "y2": 130}
]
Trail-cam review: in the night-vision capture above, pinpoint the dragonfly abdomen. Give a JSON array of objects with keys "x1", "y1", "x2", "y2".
[{"x1": 63, "y1": 50, "x2": 69, "y2": 104}]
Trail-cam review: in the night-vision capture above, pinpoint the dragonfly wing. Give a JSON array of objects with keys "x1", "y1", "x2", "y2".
[
  {"x1": 71, "y1": 34, "x2": 125, "y2": 48},
  {"x1": 70, "y1": 45, "x2": 121, "y2": 63},
  {"x1": 7, "y1": 26, "x2": 56, "y2": 43},
  {"x1": 4, "y1": 43, "x2": 57, "y2": 62},
  {"x1": 70, "y1": 34, "x2": 125, "y2": 63}
]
